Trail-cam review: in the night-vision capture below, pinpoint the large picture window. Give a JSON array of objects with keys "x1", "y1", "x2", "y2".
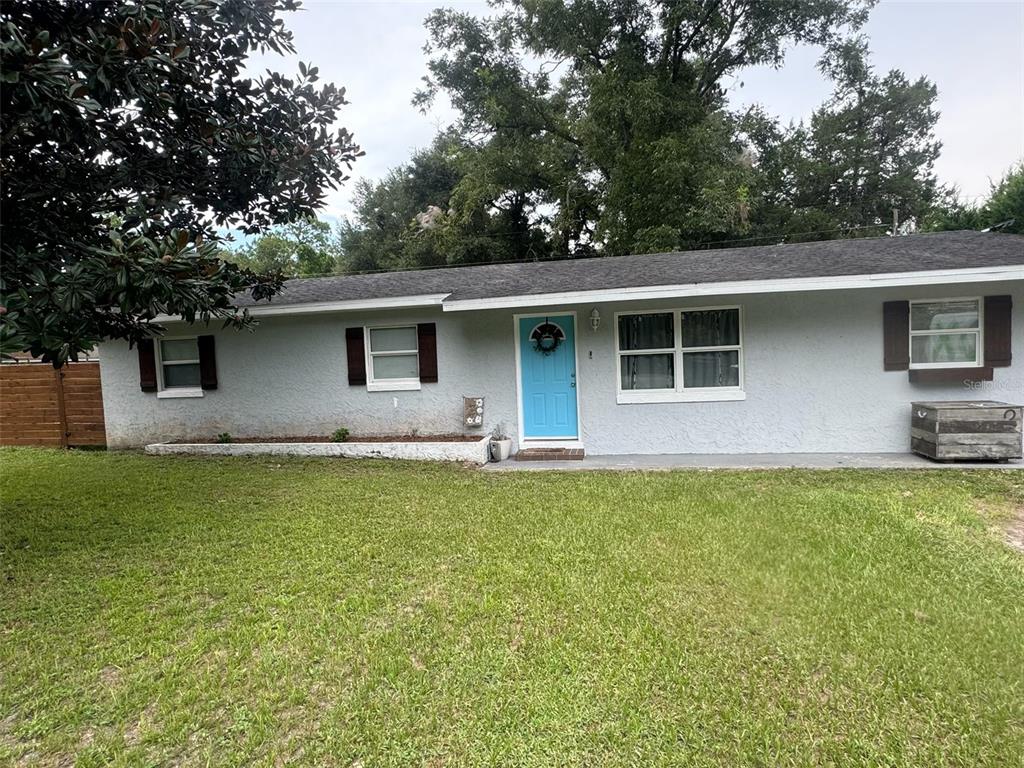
[
  {"x1": 616, "y1": 307, "x2": 743, "y2": 403},
  {"x1": 909, "y1": 298, "x2": 982, "y2": 368},
  {"x1": 366, "y1": 325, "x2": 420, "y2": 390}
]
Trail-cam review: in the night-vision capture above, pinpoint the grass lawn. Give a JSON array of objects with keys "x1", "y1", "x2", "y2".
[{"x1": 2, "y1": 450, "x2": 1023, "y2": 767}]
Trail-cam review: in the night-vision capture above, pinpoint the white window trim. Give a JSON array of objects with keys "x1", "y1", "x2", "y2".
[
  {"x1": 364, "y1": 325, "x2": 422, "y2": 392},
  {"x1": 908, "y1": 296, "x2": 983, "y2": 370},
  {"x1": 155, "y1": 335, "x2": 204, "y2": 398},
  {"x1": 614, "y1": 305, "x2": 745, "y2": 404}
]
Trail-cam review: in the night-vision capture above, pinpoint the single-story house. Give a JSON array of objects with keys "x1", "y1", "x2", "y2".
[{"x1": 98, "y1": 230, "x2": 1024, "y2": 455}]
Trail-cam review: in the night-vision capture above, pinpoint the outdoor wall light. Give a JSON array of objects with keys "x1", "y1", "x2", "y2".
[{"x1": 590, "y1": 308, "x2": 601, "y2": 332}]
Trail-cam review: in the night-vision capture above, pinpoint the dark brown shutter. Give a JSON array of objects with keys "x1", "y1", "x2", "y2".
[
  {"x1": 984, "y1": 295, "x2": 1012, "y2": 367},
  {"x1": 198, "y1": 335, "x2": 217, "y2": 390},
  {"x1": 883, "y1": 300, "x2": 910, "y2": 371},
  {"x1": 138, "y1": 339, "x2": 158, "y2": 392},
  {"x1": 345, "y1": 327, "x2": 366, "y2": 385},
  {"x1": 417, "y1": 322, "x2": 438, "y2": 383}
]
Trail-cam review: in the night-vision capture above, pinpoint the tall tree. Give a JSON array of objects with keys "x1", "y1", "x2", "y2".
[
  {"x1": 806, "y1": 38, "x2": 939, "y2": 228},
  {"x1": 224, "y1": 219, "x2": 339, "y2": 277},
  {"x1": 742, "y1": 37, "x2": 940, "y2": 240},
  {"x1": 337, "y1": 136, "x2": 465, "y2": 273},
  {"x1": 336, "y1": 133, "x2": 557, "y2": 272},
  {"x1": 923, "y1": 162, "x2": 1024, "y2": 234},
  {"x1": 0, "y1": 0, "x2": 360, "y2": 364},
  {"x1": 976, "y1": 162, "x2": 1024, "y2": 234},
  {"x1": 410, "y1": 0, "x2": 874, "y2": 257}
]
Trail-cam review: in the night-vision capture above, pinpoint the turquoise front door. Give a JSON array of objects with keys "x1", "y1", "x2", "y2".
[{"x1": 519, "y1": 315, "x2": 578, "y2": 439}]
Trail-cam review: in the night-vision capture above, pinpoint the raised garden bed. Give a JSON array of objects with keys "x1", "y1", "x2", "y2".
[
  {"x1": 146, "y1": 434, "x2": 492, "y2": 465},
  {"x1": 169, "y1": 434, "x2": 482, "y2": 444}
]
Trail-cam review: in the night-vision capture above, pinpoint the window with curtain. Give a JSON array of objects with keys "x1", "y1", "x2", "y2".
[
  {"x1": 618, "y1": 313, "x2": 675, "y2": 390},
  {"x1": 158, "y1": 337, "x2": 201, "y2": 390},
  {"x1": 680, "y1": 309, "x2": 741, "y2": 388},
  {"x1": 367, "y1": 326, "x2": 419, "y2": 383},
  {"x1": 617, "y1": 308, "x2": 743, "y2": 401},
  {"x1": 909, "y1": 299, "x2": 981, "y2": 368}
]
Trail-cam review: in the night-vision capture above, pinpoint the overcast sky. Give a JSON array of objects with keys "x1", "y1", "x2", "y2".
[{"x1": 251, "y1": 0, "x2": 1024, "y2": 223}]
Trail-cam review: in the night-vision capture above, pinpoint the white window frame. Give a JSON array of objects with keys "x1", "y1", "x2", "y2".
[
  {"x1": 364, "y1": 324, "x2": 421, "y2": 392},
  {"x1": 908, "y1": 297, "x2": 983, "y2": 370},
  {"x1": 155, "y1": 335, "x2": 204, "y2": 399},
  {"x1": 615, "y1": 305, "x2": 745, "y2": 404}
]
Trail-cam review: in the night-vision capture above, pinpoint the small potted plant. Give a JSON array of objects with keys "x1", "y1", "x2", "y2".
[{"x1": 490, "y1": 424, "x2": 513, "y2": 461}]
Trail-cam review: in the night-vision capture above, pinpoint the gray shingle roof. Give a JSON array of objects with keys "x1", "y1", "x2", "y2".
[{"x1": 239, "y1": 230, "x2": 1024, "y2": 309}]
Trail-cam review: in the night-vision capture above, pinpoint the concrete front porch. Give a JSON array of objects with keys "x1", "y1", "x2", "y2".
[{"x1": 484, "y1": 452, "x2": 1024, "y2": 471}]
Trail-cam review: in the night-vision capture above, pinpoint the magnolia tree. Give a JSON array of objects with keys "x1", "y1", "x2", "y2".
[{"x1": 0, "y1": 0, "x2": 361, "y2": 365}]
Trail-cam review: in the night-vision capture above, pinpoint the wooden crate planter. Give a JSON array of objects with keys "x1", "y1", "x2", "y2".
[{"x1": 911, "y1": 401, "x2": 1022, "y2": 461}]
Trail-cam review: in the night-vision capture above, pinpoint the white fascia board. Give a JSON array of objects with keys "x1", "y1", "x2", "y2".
[
  {"x1": 440, "y1": 265, "x2": 1024, "y2": 312},
  {"x1": 244, "y1": 293, "x2": 449, "y2": 317},
  {"x1": 152, "y1": 293, "x2": 450, "y2": 323}
]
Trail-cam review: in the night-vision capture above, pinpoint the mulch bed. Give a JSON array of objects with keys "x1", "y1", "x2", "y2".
[{"x1": 170, "y1": 434, "x2": 484, "y2": 444}]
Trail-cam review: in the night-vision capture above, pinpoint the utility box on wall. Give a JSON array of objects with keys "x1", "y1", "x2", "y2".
[{"x1": 463, "y1": 397, "x2": 484, "y2": 428}]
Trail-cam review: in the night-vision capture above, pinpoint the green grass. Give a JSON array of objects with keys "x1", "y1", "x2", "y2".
[{"x1": 1, "y1": 449, "x2": 1023, "y2": 767}]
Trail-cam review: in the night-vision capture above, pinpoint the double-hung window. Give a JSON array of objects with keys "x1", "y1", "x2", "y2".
[
  {"x1": 157, "y1": 337, "x2": 203, "y2": 397},
  {"x1": 616, "y1": 307, "x2": 744, "y2": 403},
  {"x1": 909, "y1": 298, "x2": 982, "y2": 368},
  {"x1": 366, "y1": 325, "x2": 420, "y2": 391}
]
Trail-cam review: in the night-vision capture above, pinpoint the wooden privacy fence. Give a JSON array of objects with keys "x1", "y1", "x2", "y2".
[{"x1": 0, "y1": 362, "x2": 106, "y2": 447}]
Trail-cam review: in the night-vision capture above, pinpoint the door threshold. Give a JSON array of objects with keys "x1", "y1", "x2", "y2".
[{"x1": 519, "y1": 439, "x2": 584, "y2": 450}]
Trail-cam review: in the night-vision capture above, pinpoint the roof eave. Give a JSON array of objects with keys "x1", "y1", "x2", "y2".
[{"x1": 440, "y1": 265, "x2": 1024, "y2": 312}]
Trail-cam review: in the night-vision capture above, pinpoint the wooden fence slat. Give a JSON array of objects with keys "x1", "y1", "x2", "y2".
[
  {"x1": 0, "y1": 438, "x2": 64, "y2": 446},
  {"x1": 55, "y1": 368, "x2": 67, "y2": 447},
  {"x1": 0, "y1": 371, "x2": 56, "y2": 381}
]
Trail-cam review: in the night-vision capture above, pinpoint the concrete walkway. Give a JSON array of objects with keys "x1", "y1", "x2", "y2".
[{"x1": 484, "y1": 452, "x2": 1024, "y2": 471}]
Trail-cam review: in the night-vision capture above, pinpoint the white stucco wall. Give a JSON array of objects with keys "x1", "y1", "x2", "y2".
[
  {"x1": 100, "y1": 280, "x2": 1024, "y2": 453},
  {"x1": 573, "y1": 280, "x2": 1024, "y2": 454},
  {"x1": 99, "y1": 308, "x2": 520, "y2": 448}
]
